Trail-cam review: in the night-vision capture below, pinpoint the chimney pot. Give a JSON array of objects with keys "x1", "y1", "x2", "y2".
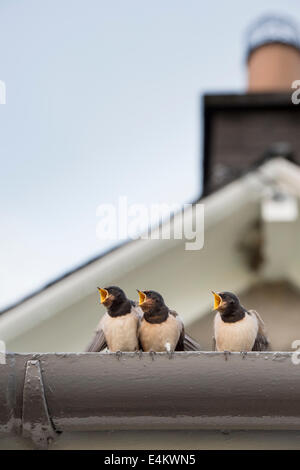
[{"x1": 246, "y1": 16, "x2": 300, "y2": 92}]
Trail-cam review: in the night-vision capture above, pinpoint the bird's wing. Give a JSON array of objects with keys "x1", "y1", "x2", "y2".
[
  {"x1": 169, "y1": 310, "x2": 200, "y2": 351},
  {"x1": 169, "y1": 310, "x2": 184, "y2": 351},
  {"x1": 184, "y1": 333, "x2": 201, "y2": 351},
  {"x1": 212, "y1": 336, "x2": 216, "y2": 351},
  {"x1": 131, "y1": 302, "x2": 143, "y2": 321},
  {"x1": 85, "y1": 315, "x2": 107, "y2": 352},
  {"x1": 249, "y1": 309, "x2": 269, "y2": 351},
  {"x1": 131, "y1": 303, "x2": 143, "y2": 349}
]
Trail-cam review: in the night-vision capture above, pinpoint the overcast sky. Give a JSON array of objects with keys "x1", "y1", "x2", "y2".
[{"x1": 0, "y1": 0, "x2": 299, "y2": 310}]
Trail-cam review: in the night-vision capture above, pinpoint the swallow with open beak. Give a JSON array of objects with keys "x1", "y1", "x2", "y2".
[
  {"x1": 85, "y1": 286, "x2": 142, "y2": 353},
  {"x1": 137, "y1": 290, "x2": 200, "y2": 355},
  {"x1": 212, "y1": 291, "x2": 269, "y2": 352}
]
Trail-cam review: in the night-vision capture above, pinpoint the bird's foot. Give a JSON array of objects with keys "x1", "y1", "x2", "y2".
[
  {"x1": 116, "y1": 350, "x2": 122, "y2": 361},
  {"x1": 224, "y1": 350, "x2": 231, "y2": 361},
  {"x1": 241, "y1": 351, "x2": 247, "y2": 359},
  {"x1": 136, "y1": 349, "x2": 143, "y2": 359},
  {"x1": 167, "y1": 350, "x2": 174, "y2": 359},
  {"x1": 149, "y1": 350, "x2": 156, "y2": 361},
  {"x1": 165, "y1": 342, "x2": 174, "y2": 359}
]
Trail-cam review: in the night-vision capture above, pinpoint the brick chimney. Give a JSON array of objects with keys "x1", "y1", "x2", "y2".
[{"x1": 246, "y1": 16, "x2": 300, "y2": 92}]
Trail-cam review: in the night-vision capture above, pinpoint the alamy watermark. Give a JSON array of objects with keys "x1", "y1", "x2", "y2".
[
  {"x1": 0, "y1": 80, "x2": 6, "y2": 104},
  {"x1": 0, "y1": 340, "x2": 6, "y2": 364},
  {"x1": 96, "y1": 197, "x2": 204, "y2": 250},
  {"x1": 291, "y1": 80, "x2": 300, "y2": 105},
  {"x1": 291, "y1": 340, "x2": 300, "y2": 365}
]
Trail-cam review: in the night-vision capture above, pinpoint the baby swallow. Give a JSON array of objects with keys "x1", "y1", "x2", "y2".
[
  {"x1": 137, "y1": 289, "x2": 200, "y2": 354},
  {"x1": 212, "y1": 291, "x2": 269, "y2": 352},
  {"x1": 86, "y1": 286, "x2": 142, "y2": 353}
]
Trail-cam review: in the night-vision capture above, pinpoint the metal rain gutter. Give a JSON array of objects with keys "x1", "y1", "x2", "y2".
[{"x1": 0, "y1": 351, "x2": 299, "y2": 448}]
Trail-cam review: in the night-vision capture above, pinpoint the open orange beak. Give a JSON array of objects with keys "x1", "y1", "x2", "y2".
[
  {"x1": 212, "y1": 291, "x2": 222, "y2": 310},
  {"x1": 98, "y1": 287, "x2": 109, "y2": 304},
  {"x1": 137, "y1": 290, "x2": 147, "y2": 306}
]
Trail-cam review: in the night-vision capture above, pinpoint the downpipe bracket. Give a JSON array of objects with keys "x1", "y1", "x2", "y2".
[{"x1": 22, "y1": 360, "x2": 59, "y2": 449}]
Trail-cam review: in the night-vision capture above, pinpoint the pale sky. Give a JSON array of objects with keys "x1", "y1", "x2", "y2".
[{"x1": 0, "y1": 0, "x2": 299, "y2": 310}]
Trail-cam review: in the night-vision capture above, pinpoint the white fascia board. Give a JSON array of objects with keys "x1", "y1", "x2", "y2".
[
  {"x1": 258, "y1": 158, "x2": 300, "y2": 284},
  {"x1": 258, "y1": 157, "x2": 300, "y2": 198}
]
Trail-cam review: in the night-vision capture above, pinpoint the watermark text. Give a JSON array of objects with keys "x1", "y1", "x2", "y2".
[{"x1": 96, "y1": 197, "x2": 204, "y2": 251}]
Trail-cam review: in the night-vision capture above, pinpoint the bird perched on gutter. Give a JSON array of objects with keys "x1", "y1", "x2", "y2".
[
  {"x1": 137, "y1": 290, "x2": 200, "y2": 355},
  {"x1": 86, "y1": 286, "x2": 142, "y2": 352},
  {"x1": 212, "y1": 291, "x2": 269, "y2": 352}
]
